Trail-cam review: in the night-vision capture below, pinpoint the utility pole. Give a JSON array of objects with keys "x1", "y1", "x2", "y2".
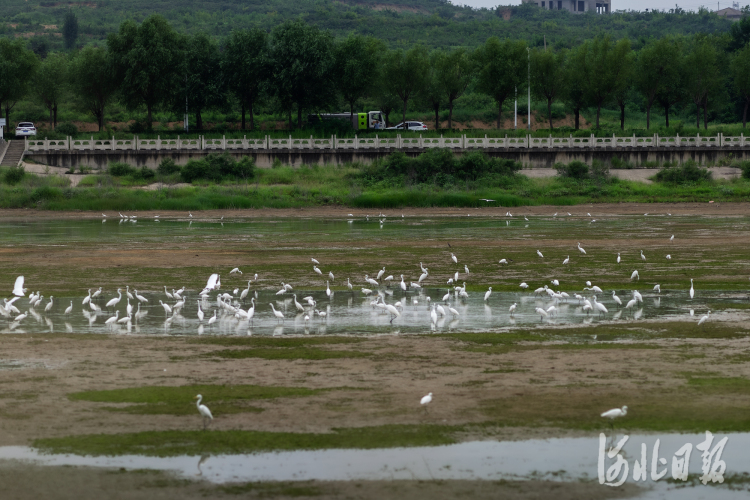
[
  {"x1": 527, "y1": 47, "x2": 531, "y2": 131},
  {"x1": 185, "y1": 74, "x2": 189, "y2": 133}
]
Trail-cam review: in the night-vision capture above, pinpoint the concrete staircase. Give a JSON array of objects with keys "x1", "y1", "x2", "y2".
[{"x1": 0, "y1": 140, "x2": 25, "y2": 167}]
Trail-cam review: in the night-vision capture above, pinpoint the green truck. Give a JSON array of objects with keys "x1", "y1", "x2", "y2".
[{"x1": 308, "y1": 111, "x2": 386, "y2": 131}]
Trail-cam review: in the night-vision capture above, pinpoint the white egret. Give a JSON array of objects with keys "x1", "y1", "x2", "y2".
[
  {"x1": 551, "y1": 279, "x2": 559, "y2": 287},
  {"x1": 451, "y1": 253, "x2": 458, "y2": 264},
  {"x1": 616, "y1": 253, "x2": 621, "y2": 264},
  {"x1": 106, "y1": 289, "x2": 122, "y2": 309},
  {"x1": 197, "y1": 301, "x2": 204, "y2": 322},
  {"x1": 612, "y1": 291, "x2": 622, "y2": 307},
  {"x1": 592, "y1": 296, "x2": 608, "y2": 317},
  {"x1": 535, "y1": 307, "x2": 549, "y2": 320},
  {"x1": 82, "y1": 289, "x2": 91, "y2": 305},
  {"x1": 44, "y1": 296, "x2": 54, "y2": 313},
  {"x1": 64, "y1": 301, "x2": 73, "y2": 315},
  {"x1": 240, "y1": 281, "x2": 251, "y2": 302},
  {"x1": 448, "y1": 306, "x2": 459, "y2": 318},
  {"x1": 653, "y1": 284, "x2": 661, "y2": 293},
  {"x1": 400, "y1": 275, "x2": 407, "y2": 292},
  {"x1": 105, "y1": 310, "x2": 120, "y2": 327},
  {"x1": 326, "y1": 281, "x2": 331, "y2": 298},
  {"x1": 499, "y1": 258, "x2": 508, "y2": 265},
  {"x1": 126, "y1": 298, "x2": 133, "y2": 317},
  {"x1": 311, "y1": 258, "x2": 320, "y2": 265},
  {"x1": 509, "y1": 303, "x2": 517, "y2": 315},
  {"x1": 577, "y1": 242, "x2": 586, "y2": 255},
  {"x1": 670, "y1": 235, "x2": 674, "y2": 242},
  {"x1": 164, "y1": 286, "x2": 173, "y2": 299},
  {"x1": 293, "y1": 295, "x2": 304, "y2": 313},
  {"x1": 159, "y1": 300, "x2": 172, "y2": 314},
  {"x1": 313, "y1": 266, "x2": 322, "y2": 276},
  {"x1": 430, "y1": 305, "x2": 438, "y2": 325},
  {"x1": 385, "y1": 304, "x2": 400, "y2": 323},
  {"x1": 230, "y1": 268, "x2": 242, "y2": 274},
  {"x1": 125, "y1": 286, "x2": 134, "y2": 300},
  {"x1": 601, "y1": 406, "x2": 628, "y2": 427},
  {"x1": 519, "y1": 282, "x2": 528, "y2": 290},
  {"x1": 421, "y1": 393, "x2": 433, "y2": 406},
  {"x1": 189, "y1": 211, "x2": 193, "y2": 218},
  {"x1": 15, "y1": 311, "x2": 28, "y2": 322},
  {"x1": 347, "y1": 278, "x2": 353, "y2": 292},
  {"x1": 630, "y1": 270, "x2": 639, "y2": 281},
  {"x1": 640, "y1": 250, "x2": 646, "y2": 261},
  {"x1": 91, "y1": 287, "x2": 103, "y2": 299},
  {"x1": 376, "y1": 267, "x2": 386, "y2": 281},
  {"x1": 247, "y1": 298, "x2": 255, "y2": 324},
  {"x1": 586, "y1": 281, "x2": 592, "y2": 287},
  {"x1": 585, "y1": 285, "x2": 603, "y2": 293},
  {"x1": 562, "y1": 256, "x2": 570, "y2": 265},
  {"x1": 194, "y1": 395, "x2": 213, "y2": 430},
  {"x1": 328, "y1": 271, "x2": 335, "y2": 282},
  {"x1": 698, "y1": 311, "x2": 710, "y2": 326},
  {"x1": 365, "y1": 275, "x2": 379, "y2": 287},
  {"x1": 384, "y1": 275, "x2": 393, "y2": 284},
  {"x1": 117, "y1": 313, "x2": 131, "y2": 324},
  {"x1": 484, "y1": 287, "x2": 492, "y2": 301},
  {"x1": 537, "y1": 250, "x2": 544, "y2": 258},
  {"x1": 269, "y1": 303, "x2": 284, "y2": 323},
  {"x1": 689, "y1": 279, "x2": 694, "y2": 299},
  {"x1": 207, "y1": 310, "x2": 217, "y2": 326},
  {"x1": 464, "y1": 265, "x2": 470, "y2": 275},
  {"x1": 12, "y1": 276, "x2": 25, "y2": 297},
  {"x1": 436, "y1": 304, "x2": 446, "y2": 317},
  {"x1": 361, "y1": 288, "x2": 372, "y2": 296},
  {"x1": 134, "y1": 290, "x2": 148, "y2": 303},
  {"x1": 442, "y1": 292, "x2": 451, "y2": 303},
  {"x1": 316, "y1": 309, "x2": 327, "y2": 319},
  {"x1": 666, "y1": 254, "x2": 672, "y2": 260},
  {"x1": 418, "y1": 271, "x2": 429, "y2": 283}
]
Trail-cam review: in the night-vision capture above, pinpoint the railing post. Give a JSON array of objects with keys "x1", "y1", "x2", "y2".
[
  {"x1": 333, "y1": 134, "x2": 337, "y2": 150},
  {"x1": 742, "y1": 133, "x2": 745, "y2": 147},
  {"x1": 719, "y1": 132, "x2": 722, "y2": 147}
]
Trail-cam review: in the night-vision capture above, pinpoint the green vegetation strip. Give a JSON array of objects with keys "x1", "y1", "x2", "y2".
[
  {"x1": 203, "y1": 347, "x2": 371, "y2": 361},
  {"x1": 33, "y1": 425, "x2": 457, "y2": 457},
  {"x1": 68, "y1": 385, "x2": 326, "y2": 415}
]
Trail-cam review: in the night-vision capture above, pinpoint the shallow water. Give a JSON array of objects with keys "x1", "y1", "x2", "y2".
[
  {"x1": 0, "y1": 286, "x2": 741, "y2": 337},
  {"x1": 2, "y1": 215, "x2": 747, "y2": 336},
  {"x1": 2, "y1": 433, "x2": 749, "y2": 498}
]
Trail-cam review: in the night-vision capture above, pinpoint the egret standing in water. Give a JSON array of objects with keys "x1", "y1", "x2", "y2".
[
  {"x1": 194, "y1": 395, "x2": 213, "y2": 430},
  {"x1": 690, "y1": 279, "x2": 695, "y2": 299},
  {"x1": 270, "y1": 303, "x2": 284, "y2": 323}
]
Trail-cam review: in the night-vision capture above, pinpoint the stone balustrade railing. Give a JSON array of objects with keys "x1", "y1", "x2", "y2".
[{"x1": 24, "y1": 133, "x2": 749, "y2": 153}]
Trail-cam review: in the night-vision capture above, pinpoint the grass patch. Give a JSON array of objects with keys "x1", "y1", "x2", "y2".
[
  {"x1": 187, "y1": 336, "x2": 366, "y2": 347},
  {"x1": 204, "y1": 348, "x2": 371, "y2": 361},
  {"x1": 68, "y1": 384, "x2": 326, "y2": 415},
  {"x1": 219, "y1": 482, "x2": 323, "y2": 497},
  {"x1": 33, "y1": 424, "x2": 457, "y2": 457}
]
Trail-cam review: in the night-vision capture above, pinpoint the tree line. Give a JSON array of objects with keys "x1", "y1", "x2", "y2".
[{"x1": 1, "y1": 15, "x2": 750, "y2": 133}]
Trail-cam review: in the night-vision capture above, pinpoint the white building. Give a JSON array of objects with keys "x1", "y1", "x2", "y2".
[{"x1": 522, "y1": 0, "x2": 611, "y2": 14}]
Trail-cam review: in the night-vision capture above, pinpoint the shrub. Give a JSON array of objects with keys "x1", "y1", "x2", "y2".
[
  {"x1": 180, "y1": 153, "x2": 255, "y2": 183},
  {"x1": 590, "y1": 160, "x2": 610, "y2": 182},
  {"x1": 654, "y1": 160, "x2": 712, "y2": 184},
  {"x1": 4, "y1": 166, "x2": 25, "y2": 185},
  {"x1": 108, "y1": 162, "x2": 136, "y2": 177},
  {"x1": 739, "y1": 160, "x2": 750, "y2": 180},
  {"x1": 555, "y1": 161, "x2": 589, "y2": 179},
  {"x1": 55, "y1": 122, "x2": 78, "y2": 137},
  {"x1": 134, "y1": 166, "x2": 155, "y2": 181},
  {"x1": 157, "y1": 158, "x2": 181, "y2": 175}
]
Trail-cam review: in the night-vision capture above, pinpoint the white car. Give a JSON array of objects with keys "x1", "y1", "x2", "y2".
[
  {"x1": 386, "y1": 121, "x2": 428, "y2": 131},
  {"x1": 15, "y1": 122, "x2": 37, "y2": 137}
]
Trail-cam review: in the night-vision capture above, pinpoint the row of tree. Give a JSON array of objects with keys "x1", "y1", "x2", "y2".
[{"x1": 1, "y1": 15, "x2": 750, "y2": 132}]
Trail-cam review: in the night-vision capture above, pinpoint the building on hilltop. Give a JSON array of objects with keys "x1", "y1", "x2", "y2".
[
  {"x1": 715, "y1": 5, "x2": 743, "y2": 21},
  {"x1": 522, "y1": 0, "x2": 611, "y2": 14}
]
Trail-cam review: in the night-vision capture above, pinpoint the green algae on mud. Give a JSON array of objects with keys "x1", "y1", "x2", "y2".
[
  {"x1": 33, "y1": 425, "x2": 458, "y2": 457},
  {"x1": 68, "y1": 384, "x2": 329, "y2": 415}
]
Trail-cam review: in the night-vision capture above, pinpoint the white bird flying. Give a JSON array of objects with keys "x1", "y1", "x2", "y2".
[{"x1": 12, "y1": 276, "x2": 25, "y2": 297}]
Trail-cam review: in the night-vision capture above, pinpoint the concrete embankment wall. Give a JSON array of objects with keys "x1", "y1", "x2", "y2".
[{"x1": 25, "y1": 147, "x2": 750, "y2": 170}]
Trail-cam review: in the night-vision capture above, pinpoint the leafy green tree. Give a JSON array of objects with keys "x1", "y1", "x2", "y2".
[
  {"x1": 271, "y1": 20, "x2": 336, "y2": 129},
  {"x1": 732, "y1": 43, "x2": 750, "y2": 128},
  {"x1": 583, "y1": 36, "x2": 632, "y2": 129},
  {"x1": 420, "y1": 50, "x2": 444, "y2": 131},
  {"x1": 182, "y1": 33, "x2": 225, "y2": 130},
  {"x1": 655, "y1": 46, "x2": 685, "y2": 128},
  {"x1": 634, "y1": 38, "x2": 680, "y2": 130},
  {"x1": 474, "y1": 37, "x2": 527, "y2": 129},
  {"x1": 107, "y1": 15, "x2": 184, "y2": 126},
  {"x1": 684, "y1": 39, "x2": 722, "y2": 129},
  {"x1": 222, "y1": 28, "x2": 270, "y2": 130},
  {"x1": 334, "y1": 34, "x2": 384, "y2": 125},
  {"x1": 68, "y1": 46, "x2": 119, "y2": 131},
  {"x1": 729, "y1": 17, "x2": 750, "y2": 52},
  {"x1": 62, "y1": 9, "x2": 79, "y2": 50},
  {"x1": 0, "y1": 38, "x2": 39, "y2": 127},
  {"x1": 530, "y1": 48, "x2": 565, "y2": 130},
  {"x1": 382, "y1": 46, "x2": 429, "y2": 126},
  {"x1": 371, "y1": 84, "x2": 402, "y2": 128},
  {"x1": 33, "y1": 52, "x2": 68, "y2": 130},
  {"x1": 562, "y1": 44, "x2": 587, "y2": 131},
  {"x1": 436, "y1": 48, "x2": 473, "y2": 130}
]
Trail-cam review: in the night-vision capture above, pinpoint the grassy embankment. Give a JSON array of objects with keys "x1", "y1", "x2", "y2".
[{"x1": 3, "y1": 155, "x2": 750, "y2": 210}]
